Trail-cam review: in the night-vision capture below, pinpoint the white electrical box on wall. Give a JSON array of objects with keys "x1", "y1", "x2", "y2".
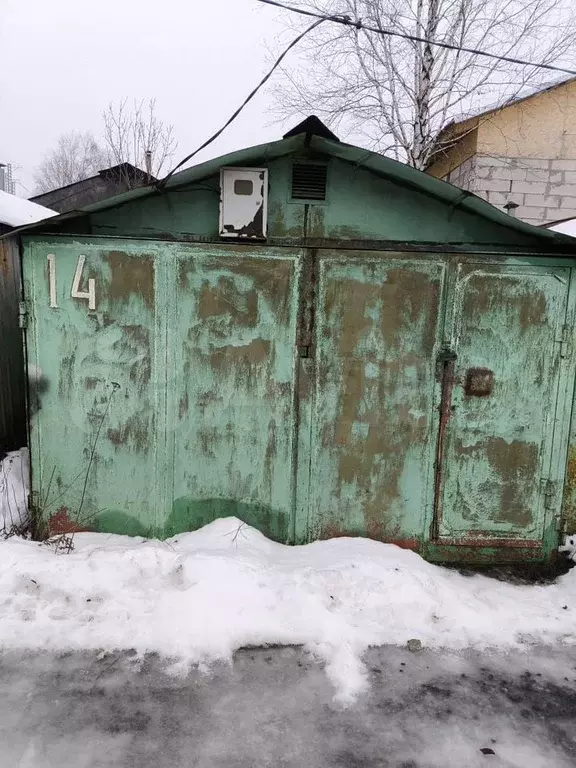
[{"x1": 219, "y1": 167, "x2": 268, "y2": 239}]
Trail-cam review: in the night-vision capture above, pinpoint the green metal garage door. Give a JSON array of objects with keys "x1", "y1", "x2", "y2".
[
  {"x1": 23, "y1": 238, "x2": 301, "y2": 539},
  {"x1": 22, "y1": 238, "x2": 576, "y2": 560},
  {"x1": 303, "y1": 253, "x2": 446, "y2": 546},
  {"x1": 434, "y1": 264, "x2": 575, "y2": 549}
]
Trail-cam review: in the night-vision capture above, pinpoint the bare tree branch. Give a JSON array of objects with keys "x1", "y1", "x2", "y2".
[
  {"x1": 270, "y1": 0, "x2": 576, "y2": 169},
  {"x1": 34, "y1": 100, "x2": 178, "y2": 194},
  {"x1": 33, "y1": 132, "x2": 108, "y2": 194},
  {"x1": 102, "y1": 98, "x2": 178, "y2": 187}
]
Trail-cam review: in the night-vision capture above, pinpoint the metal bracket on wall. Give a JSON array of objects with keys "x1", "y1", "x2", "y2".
[
  {"x1": 18, "y1": 301, "x2": 28, "y2": 329},
  {"x1": 558, "y1": 325, "x2": 573, "y2": 359},
  {"x1": 298, "y1": 345, "x2": 310, "y2": 359},
  {"x1": 544, "y1": 479, "x2": 557, "y2": 511}
]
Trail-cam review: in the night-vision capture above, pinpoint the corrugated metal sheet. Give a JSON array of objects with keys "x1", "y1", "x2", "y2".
[{"x1": 0, "y1": 237, "x2": 26, "y2": 455}]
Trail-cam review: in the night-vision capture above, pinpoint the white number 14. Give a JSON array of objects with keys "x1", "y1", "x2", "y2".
[{"x1": 47, "y1": 253, "x2": 96, "y2": 311}]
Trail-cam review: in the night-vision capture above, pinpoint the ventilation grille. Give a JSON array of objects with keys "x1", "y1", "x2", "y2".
[{"x1": 291, "y1": 163, "x2": 327, "y2": 200}]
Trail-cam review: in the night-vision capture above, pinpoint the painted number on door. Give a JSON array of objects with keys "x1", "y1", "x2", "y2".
[{"x1": 47, "y1": 253, "x2": 96, "y2": 310}]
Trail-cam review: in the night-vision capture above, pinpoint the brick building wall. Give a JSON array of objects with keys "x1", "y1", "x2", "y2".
[{"x1": 445, "y1": 155, "x2": 576, "y2": 226}]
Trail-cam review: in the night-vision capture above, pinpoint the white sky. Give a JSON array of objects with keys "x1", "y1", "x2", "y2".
[{"x1": 1, "y1": 0, "x2": 294, "y2": 196}]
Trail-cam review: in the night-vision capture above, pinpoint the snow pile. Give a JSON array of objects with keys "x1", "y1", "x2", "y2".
[
  {"x1": 0, "y1": 519, "x2": 575, "y2": 702},
  {"x1": 0, "y1": 190, "x2": 57, "y2": 227},
  {"x1": 0, "y1": 448, "x2": 29, "y2": 534}
]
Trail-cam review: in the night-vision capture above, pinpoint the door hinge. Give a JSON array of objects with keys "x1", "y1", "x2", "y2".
[
  {"x1": 544, "y1": 479, "x2": 557, "y2": 511},
  {"x1": 18, "y1": 301, "x2": 28, "y2": 329},
  {"x1": 558, "y1": 325, "x2": 572, "y2": 358}
]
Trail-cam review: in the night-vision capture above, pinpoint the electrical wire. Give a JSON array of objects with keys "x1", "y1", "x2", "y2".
[
  {"x1": 257, "y1": 0, "x2": 576, "y2": 77},
  {"x1": 159, "y1": 17, "x2": 325, "y2": 187}
]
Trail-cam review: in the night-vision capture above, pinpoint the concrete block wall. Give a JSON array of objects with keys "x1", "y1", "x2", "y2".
[
  {"x1": 446, "y1": 156, "x2": 479, "y2": 192},
  {"x1": 443, "y1": 155, "x2": 576, "y2": 226}
]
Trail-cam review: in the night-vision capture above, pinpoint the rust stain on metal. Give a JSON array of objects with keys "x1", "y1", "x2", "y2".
[
  {"x1": 198, "y1": 427, "x2": 218, "y2": 457},
  {"x1": 123, "y1": 325, "x2": 152, "y2": 389},
  {"x1": 455, "y1": 437, "x2": 538, "y2": 527},
  {"x1": 464, "y1": 368, "x2": 494, "y2": 397},
  {"x1": 263, "y1": 419, "x2": 277, "y2": 491},
  {"x1": 437, "y1": 535, "x2": 541, "y2": 548},
  {"x1": 198, "y1": 277, "x2": 258, "y2": 327},
  {"x1": 463, "y1": 276, "x2": 547, "y2": 332},
  {"x1": 324, "y1": 267, "x2": 439, "y2": 540},
  {"x1": 210, "y1": 338, "x2": 270, "y2": 369},
  {"x1": 520, "y1": 291, "x2": 547, "y2": 329},
  {"x1": 562, "y1": 445, "x2": 576, "y2": 531},
  {"x1": 195, "y1": 390, "x2": 223, "y2": 413},
  {"x1": 104, "y1": 251, "x2": 155, "y2": 310},
  {"x1": 485, "y1": 438, "x2": 538, "y2": 527},
  {"x1": 58, "y1": 352, "x2": 76, "y2": 398},
  {"x1": 179, "y1": 258, "x2": 197, "y2": 290},
  {"x1": 179, "y1": 390, "x2": 189, "y2": 419},
  {"x1": 430, "y1": 544, "x2": 544, "y2": 564},
  {"x1": 48, "y1": 508, "x2": 92, "y2": 535},
  {"x1": 0, "y1": 241, "x2": 11, "y2": 277},
  {"x1": 320, "y1": 524, "x2": 420, "y2": 550},
  {"x1": 227, "y1": 258, "x2": 293, "y2": 319},
  {"x1": 107, "y1": 414, "x2": 150, "y2": 453}
]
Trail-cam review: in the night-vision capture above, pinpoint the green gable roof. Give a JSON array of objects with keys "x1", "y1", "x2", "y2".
[{"x1": 13, "y1": 125, "x2": 576, "y2": 249}]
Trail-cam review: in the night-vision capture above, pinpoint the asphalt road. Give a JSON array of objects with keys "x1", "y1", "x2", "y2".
[{"x1": 1, "y1": 645, "x2": 575, "y2": 768}]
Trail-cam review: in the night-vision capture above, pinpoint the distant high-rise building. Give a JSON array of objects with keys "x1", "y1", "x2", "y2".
[{"x1": 0, "y1": 163, "x2": 15, "y2": 195}]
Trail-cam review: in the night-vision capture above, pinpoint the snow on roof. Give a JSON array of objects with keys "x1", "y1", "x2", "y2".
[
  {"x1": 0, "y1": 190, "x2": 57, "y2": 227},
  {"x1": 548, "y1": 217, "x2": 576, "y2": 237}
]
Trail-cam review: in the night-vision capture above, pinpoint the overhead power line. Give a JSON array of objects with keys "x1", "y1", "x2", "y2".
[
  {"x1": 159, "y1": 17, "x2": 325, "y2": 187},
  {"x1": 257, "y1": 0, "x2": 576, "y2": 76}
]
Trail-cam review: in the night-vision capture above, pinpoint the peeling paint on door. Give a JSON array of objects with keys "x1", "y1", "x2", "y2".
[
  {"x1": 21, "y1": 236, "x2": 576, "y2": 563},
  {"x1": 435, "y1": 266, "x2": 571, "y2": 545},
  {"x1": 307, "y1": 254, "x2": 445, "y2": 544},
  {"x1": 171, "y1": 250, "x2": 301, "y2": 539}
]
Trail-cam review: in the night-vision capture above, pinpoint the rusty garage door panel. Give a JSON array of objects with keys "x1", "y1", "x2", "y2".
[
  {"x1": 23, "y1": 239, "x2": 302, "y2": 539},
  {"x1": 22, "y1": 237, "x2": 576, "y2": 561},
  {"x1": 25, "y1": 243, "x2": 159, "y2": 535},
  {"x1": 170, "y1": 249, "x2": 301, "y2": 539},
  {"x1": 306, "y1": 254, "x2": 446, "y2": 544},
  {"x1": 435, "y1": 265, "x2": 571, "y2": 545}
]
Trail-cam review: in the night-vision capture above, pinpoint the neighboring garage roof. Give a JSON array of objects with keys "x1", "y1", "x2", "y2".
[
  {"x1": 0, "y1": 190, "x2": 57, "y2": 228},
  {"x1": 11, "y1": 116, "x2": 576, "y2": 247}
]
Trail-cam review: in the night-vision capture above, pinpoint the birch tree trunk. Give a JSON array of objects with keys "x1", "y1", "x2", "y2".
[{"x1": 271, "y1": 0, "x2": 576, "y2": 169}]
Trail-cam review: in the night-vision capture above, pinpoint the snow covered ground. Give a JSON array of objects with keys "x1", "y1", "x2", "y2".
[
  {"x1": 2, "y1": 645, "x2": 576, "y2": 768},
  {"x1": 1, "y1": 517, "x2": 575, "y2": 703}
]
